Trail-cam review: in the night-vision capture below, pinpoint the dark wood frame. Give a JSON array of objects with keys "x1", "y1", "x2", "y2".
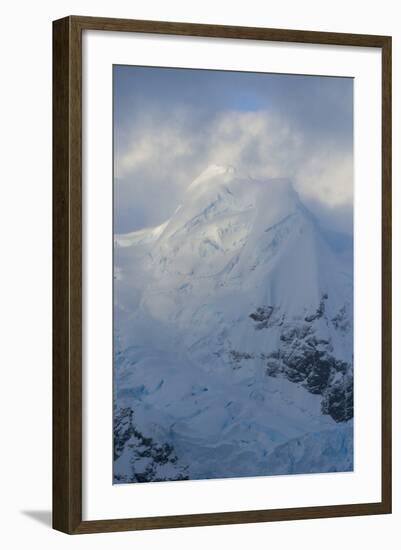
[{"x1": 53, "y1": 15, "x2": 392, "y2": 534}]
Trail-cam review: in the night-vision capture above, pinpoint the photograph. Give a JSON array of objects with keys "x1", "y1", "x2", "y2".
[{"x1": 112, "y1": 65, "x2": 354, "y2": 484}]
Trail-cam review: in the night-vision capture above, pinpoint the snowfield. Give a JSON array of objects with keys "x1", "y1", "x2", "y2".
[{"x1": 113, "y1": 165, "x2": 353, "y2": 483}]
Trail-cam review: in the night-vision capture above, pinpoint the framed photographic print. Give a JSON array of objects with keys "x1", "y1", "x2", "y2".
[{"x1": 53, "y1": 16, "x2": 392, "y2": 534}]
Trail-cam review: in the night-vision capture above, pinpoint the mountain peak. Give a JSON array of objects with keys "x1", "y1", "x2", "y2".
[
  {"x1": 187, "y1": 165, "x2": 298, "y2": 200},
  {"x1": 187, "y1": 164, "x2": 237, "y2": 193}
]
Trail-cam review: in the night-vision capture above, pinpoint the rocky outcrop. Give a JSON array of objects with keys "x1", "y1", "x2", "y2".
[
  {"x1": 114, "y1": 407, "x2": 189, "y2": 483},
  {"x1": 245, "y1": 299, "x2": 354, "y2": 423}
]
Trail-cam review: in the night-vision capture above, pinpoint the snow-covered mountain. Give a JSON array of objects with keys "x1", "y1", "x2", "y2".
[{"x1": 113, "y1": 165, "x2": 353, "y2": 483}]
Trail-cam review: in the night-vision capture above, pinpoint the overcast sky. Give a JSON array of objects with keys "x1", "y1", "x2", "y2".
[{"x1": 114, "y1": 65, "x2": 353, "y2": 235}]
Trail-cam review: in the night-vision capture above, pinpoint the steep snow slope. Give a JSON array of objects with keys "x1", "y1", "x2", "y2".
[{"x1": 113, "y1": 165, "x2": 353, "y2": 483}]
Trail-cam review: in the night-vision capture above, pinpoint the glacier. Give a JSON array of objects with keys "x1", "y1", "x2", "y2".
[{"x1": 113, "y1": 165, "x2": 353, "y2": 483}]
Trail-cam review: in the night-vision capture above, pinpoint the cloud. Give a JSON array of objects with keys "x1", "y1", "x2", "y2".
[
  {"x1": 116, "y1": 120, "x2": 193, "y2": 180},
  {"x1": 296, "y1": 149, "x2": 353, "y2": 207},
  {"x1": 115, "y1": 106, "x2": 353, "y2": 235}
]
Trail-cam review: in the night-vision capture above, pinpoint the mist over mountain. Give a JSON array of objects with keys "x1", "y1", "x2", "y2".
[{"x1": 113, "y1": 165, "x2": 353, "y2": 483}]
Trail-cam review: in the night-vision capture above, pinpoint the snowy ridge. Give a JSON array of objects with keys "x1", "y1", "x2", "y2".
[{"x1": 113, "y1": 165, "x2": 353, "y2": 483}]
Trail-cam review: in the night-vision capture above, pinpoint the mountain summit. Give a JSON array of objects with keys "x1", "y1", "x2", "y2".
[{"x1": 113, "y1": 166, "x2": 353, "y2": 483}]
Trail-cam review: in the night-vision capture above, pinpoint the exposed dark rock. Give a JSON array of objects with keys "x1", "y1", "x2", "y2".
[
  {"x1": 250, "y1": 306, "x2": 274, "y2": 323},
  {"x1": 322, "y1": 371, "x2": 354, "y2": 422},
  {"x1": 228, "y1": 350, "x2": 254, "y2": 369},
  {"x1": 304, "y1": 293, "x2": 328, "y2": 322},
  {"x1": 248, "y1": 298, "x2": 353, "y2": 423},
  {"x1": 114, "y1": 407, "x2": 135, "y2": 460},
  {"x1": 304, "y1": 358, "x2": 332, "y2": 394},
  {"x1": 262, "y1": 337, "x2": 352, "y2": 421},
  {"x1": 113, "y1": 407, "x2": 189, "y2": 483},
  {"x1": 249, "y1": 306, "x2": 282, "y2": 329},
  {"x1": 331, "y1": 305, "x2": 351, "y2": 333}
]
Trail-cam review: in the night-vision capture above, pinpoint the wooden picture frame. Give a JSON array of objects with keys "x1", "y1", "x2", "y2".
[{"x1": 53, "y1": 15, "x2": 392, "y2": 534}]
